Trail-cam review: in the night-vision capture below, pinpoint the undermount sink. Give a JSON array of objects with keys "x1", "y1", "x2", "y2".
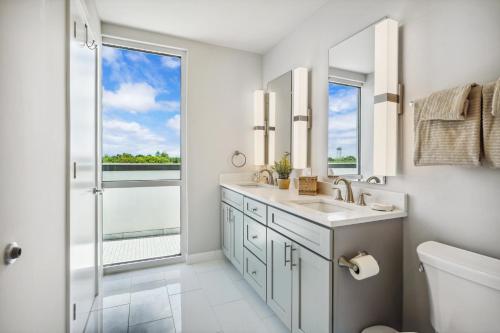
[
  {"x1": 236, "y1": 182, "x2": 264, "y2": 188},
  {"x1": 286, "y1": 199, "x2": 352, "y2": 214}
]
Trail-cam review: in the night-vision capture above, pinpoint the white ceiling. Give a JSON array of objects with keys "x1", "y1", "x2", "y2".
[{"x1": 95, "y1": 0, "x2": 329, "y2": 54}]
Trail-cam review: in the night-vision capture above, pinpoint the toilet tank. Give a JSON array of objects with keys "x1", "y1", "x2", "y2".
[{"x1": 417, "y1": 241, "x2": 500, "y2": 333}]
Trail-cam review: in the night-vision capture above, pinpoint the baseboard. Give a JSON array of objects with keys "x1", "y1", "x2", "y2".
[{"x1": 186, "y1": 249, "x2": 223, "y2": 264}]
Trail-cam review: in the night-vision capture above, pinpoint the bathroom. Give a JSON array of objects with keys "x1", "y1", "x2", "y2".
[{"x1": 1, "y1": 0, "x2": 499, "y2": 332}]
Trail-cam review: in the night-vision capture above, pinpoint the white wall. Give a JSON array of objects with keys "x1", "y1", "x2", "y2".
[
  {"x1": 101, "y1": 23, "x2": 262, "y2": 255},
  {"x1": 263, "y1": 1, "x2": 500, "y2": 332},
  {"x1": 0, "y1": 0, "x2": 67, "y2": 332}
]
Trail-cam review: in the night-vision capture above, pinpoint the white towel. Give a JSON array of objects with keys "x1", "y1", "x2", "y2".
[
  {"x1": 418, "y1": 84, "x2": 473, "y2": 121},
  {"x1": 491, "y1": 78, "x2": 500, "y2": 116}
]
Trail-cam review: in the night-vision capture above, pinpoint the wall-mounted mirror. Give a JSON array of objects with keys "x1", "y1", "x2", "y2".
[
  {"x1": 267, "y1": 71, "x2": 292, "y2": 163},
  {"x1": 255, "y1": 68, "x2": 309, "y2": 169},
  {"x1": 328, "y1": 18, "x2": 399, "y2": 184}
]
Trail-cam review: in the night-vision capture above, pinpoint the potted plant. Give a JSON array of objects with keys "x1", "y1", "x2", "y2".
[{"x1": 273, "y1": 153, "x2": 292, "y2": 189}]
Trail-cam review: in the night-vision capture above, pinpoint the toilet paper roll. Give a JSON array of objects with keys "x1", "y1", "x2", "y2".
[{"x1": 349, "y1": 254, "x2": 380, "y2": 280}]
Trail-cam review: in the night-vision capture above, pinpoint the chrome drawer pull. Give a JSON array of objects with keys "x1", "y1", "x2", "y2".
[
  {"x1": 251, "y1": 235, "x2": 258, "y2": 239},
  {"x1": 284, "y1": 243, "x2": 291, "y2": 266},
  {"x1": 251, "y1": 270, "x2": 257, "y2": 275}
]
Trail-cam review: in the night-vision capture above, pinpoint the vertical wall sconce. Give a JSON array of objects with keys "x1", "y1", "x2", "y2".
[
  {"x1": 254, "y1": 90, "x2": 266, "y2": 166},
  {"x1": 373, "y1": 18, "x2": 399, "y2": 176},
  {"x1": 267, "y1": 92, "x2": 276, "y2": 165},
  {"x1": 292, "y1": 67, "x2": 309, "y2": 169}
]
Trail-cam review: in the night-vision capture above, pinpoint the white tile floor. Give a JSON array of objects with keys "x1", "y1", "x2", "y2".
[
  {"x1": 103, "y1": 235, "x2": 181, "y2": 265},
  {"x1": 85, "y1": 258, "x2": 289, "y2": 333}
]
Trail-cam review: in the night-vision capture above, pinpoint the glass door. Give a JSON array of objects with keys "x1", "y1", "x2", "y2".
[{"x1": 100, "y1": 42, "x2": 185, "y2": 266}]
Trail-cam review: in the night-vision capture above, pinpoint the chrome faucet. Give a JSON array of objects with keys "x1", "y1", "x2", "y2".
[
  {"x1": 333, "y1": 177, "x2": 355, "y2": 203},
  {"x1": 366, "y1": 176, "x2": 381, "y2": 184},
  {"x1": 258, "y1": 169, "x2": 275, "y2": 185}
]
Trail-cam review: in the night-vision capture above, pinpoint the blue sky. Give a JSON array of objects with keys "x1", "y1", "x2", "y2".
[
  {"x1": 102, "y1": 45, "x2": 181, "y2": 157},
  {"x1": 328, "y1": 83, "x2": 359, "y2": 158}
]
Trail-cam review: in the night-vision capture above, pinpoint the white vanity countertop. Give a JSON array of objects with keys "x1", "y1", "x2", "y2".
[{"x1": 220, "y1": 181, "x2": 407, "y2": 229}]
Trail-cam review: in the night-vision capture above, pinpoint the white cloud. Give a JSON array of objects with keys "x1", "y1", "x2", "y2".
[
  {"x1": 161, "y1": 56, "x2": 181, "y2": 69},
  {"x1": 125, "y1": 52, "x2": 149, "y2": 63},
  {"x1": 103, "y1": 119, "x2": 170, "y2": 156},
  {"x1": 103, "y1": 82, "x2": 178, "y2": 113},
  {"x1": 166, "y1": 114, "x2": 181, "y2": 132},
  {"x1": 329, "y1": 89, "x2": 358, "y2": 113},
  {"x1": 328, "y1": 113, "x2": 357, "y2": 131},
  {"x1": 102, "y1": 46, "x2": 119, "y2": 64}
]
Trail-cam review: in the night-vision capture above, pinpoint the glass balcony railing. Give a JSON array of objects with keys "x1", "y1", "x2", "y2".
[{"x1": 102, "y1": 181, "x2": 181, "y2": 265}]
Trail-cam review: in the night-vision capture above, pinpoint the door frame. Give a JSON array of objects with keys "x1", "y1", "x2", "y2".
[{"x1": 99, "y1": 36, "x2": 188, "y2": 273}]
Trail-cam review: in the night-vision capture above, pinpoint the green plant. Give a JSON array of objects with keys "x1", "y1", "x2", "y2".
[{"x1": 273, "y1": 153, "x2": 292, "y2": 179}]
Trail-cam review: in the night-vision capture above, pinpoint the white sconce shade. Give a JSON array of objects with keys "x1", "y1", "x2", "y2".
[
  {"x1": 268, "y1": 92, "x2": 276, "y2": 164},
  {"x1": 292, "y1": 67, "x2": 309, "y2": 169},
  {"x1": 254, "y1": 90, "x2": 266, "y2": 166},
  {"x1": 373, "y1": 18, "x2": 399, "y2": 176}
]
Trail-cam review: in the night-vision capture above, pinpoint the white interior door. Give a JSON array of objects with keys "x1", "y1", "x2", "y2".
[{"x1": 69, "y1": 6, "x2": 98, "y2": 332}]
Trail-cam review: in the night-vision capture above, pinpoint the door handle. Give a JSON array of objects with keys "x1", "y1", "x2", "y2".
[
  {"x1": 93, "y1": 188, "x2": 103, "y2": 195},
  {"x1": 4, "y1": 242, "x2": 22, "y2": 265}
]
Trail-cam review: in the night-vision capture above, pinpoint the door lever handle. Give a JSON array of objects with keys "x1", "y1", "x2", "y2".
[{"x1": 93, "y1": 188, "x2": 103, "y2": 195}]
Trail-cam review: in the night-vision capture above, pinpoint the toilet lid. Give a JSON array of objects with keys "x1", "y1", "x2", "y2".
[
  {"x1": 362, "y1": 325, "x2": 418, "y2": 333},
  {"x1": 362, "y1": 326, "x2": 399, "y2": 333}
]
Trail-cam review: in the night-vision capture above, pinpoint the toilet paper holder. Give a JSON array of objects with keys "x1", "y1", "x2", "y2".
[{"x1": 337, "y1": 251, "x2": 368, "y2": 273}]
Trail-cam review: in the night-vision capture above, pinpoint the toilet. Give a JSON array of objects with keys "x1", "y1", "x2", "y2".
[{"x1": 363, "y1": 241, "x2": 500, "y2": 333}]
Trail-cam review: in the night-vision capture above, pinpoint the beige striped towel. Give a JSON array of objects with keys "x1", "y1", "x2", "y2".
[
  {"x1": 491, "y1": 79, "x2": 500, "y2": 116},
  {"x1": 414, "y1": 85, "x2": 482, "y2": 166},
  {"x1": 418, "y1": 84, "x2": 473, "y2": 121},
  {"x1": 482, "y1": 81, "x2": 500, "y2": 167}
]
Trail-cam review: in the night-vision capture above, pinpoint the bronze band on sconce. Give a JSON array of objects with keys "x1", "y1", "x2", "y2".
[
  {"x1": 374, "y1": 84, "x2": 404, "y2": 115},
  {"x1": 253, "y1": 126, "x2": 266, "y2": 130},
  {"x1": 293, "y1": 115, "x2": 309, "y2": 122},
  {"x1": 374, "y1": 93, "x2": 399, "y2": 104},
  {"x1": 269, "y1": 126, "x2": 276, "y2": 131}
]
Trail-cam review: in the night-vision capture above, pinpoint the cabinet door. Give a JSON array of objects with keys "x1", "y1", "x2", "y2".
[
  {"x1": 231, "y1": 207, "x2": 244, "y2": 274},
  {"x1": 221, "y1": 203, "x2": 231, "y2": 260},
  {"x1": 267, "y1": 229, "x2": 292, "y2": 330},
  {"x1": 292, "y1": 243, "x2": 332, "y2": 333}
]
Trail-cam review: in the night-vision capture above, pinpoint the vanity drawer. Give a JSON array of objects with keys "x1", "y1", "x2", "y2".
[
  {"x1": 244, "y1": 197, "x2": 267, "y2": 224},
  {"x1": 244, "y1": 216, "x2": 267, "y2": 263},
  {"x1": 221, "y1": 187, "x2": 243, "y2": 211},
  {"x1": 244, "y1": 248, "x2": 266, "y2": 301},
  {"x1": 268, "y1": 207, "x2": 332, "y2": 259}
]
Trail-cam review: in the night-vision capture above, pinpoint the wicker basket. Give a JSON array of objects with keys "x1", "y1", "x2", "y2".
[{"x1": 298, "y1": 176, "x2": 318, "y2": 196}]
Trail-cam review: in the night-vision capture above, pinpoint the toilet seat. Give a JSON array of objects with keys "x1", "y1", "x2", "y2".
[{"x1": 362, "y1": 325, "x2": 417, "y2": 333}]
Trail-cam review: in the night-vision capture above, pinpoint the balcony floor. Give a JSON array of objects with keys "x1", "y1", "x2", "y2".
[{"x1": 103, "y1": 234, "x2": 180, "y2": 265}]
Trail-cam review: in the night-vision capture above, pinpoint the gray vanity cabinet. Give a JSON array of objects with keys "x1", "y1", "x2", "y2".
[
  {"x1": 267, "y1": 228, "x2": 293, "y2": 330},
  {"x1": 221, "y1": 201, "x2": 244, "y2": 274},
  {"x1": 292, "y1": 243, "x2": 331, "y2": 333},
  {"x1": 267, "y1": 228, "x2": 331, "y2": 333}
]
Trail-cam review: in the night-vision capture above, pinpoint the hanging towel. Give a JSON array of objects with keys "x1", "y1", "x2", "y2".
[
  {"x1": 418, "y1": 84, "x2": 473, "y2": 121},
  {"x1": 491, "y1": 78, "x2": 500, "y2": 116},
  {"x1": 482, "y1": 81, "x2": 500, "y2": 167},
  {"x1": 414, "y1": 85, "x2": 482, "y2": 166}
]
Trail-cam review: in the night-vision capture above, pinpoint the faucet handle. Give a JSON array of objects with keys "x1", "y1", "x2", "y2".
[
  {"x1": 332, "y1": 187, "x2": 343, "y2": 201},
  {"x1": 357, "y1": 192, "x2": 371, "y2": 206}
]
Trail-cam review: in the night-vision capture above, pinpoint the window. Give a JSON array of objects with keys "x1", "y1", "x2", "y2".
[
  {"x1": 102, "y1": 45, "x2": 181, "y2": 181},
  {"x1": 328, "y1": 82, "x2": 360, "y2": 176}
]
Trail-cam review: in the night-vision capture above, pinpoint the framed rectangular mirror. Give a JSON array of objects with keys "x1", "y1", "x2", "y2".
[
  {"x1": 262, "y1": 68, "x2": 309, "y2": 169},
  {"x1": 328, "y1": 17, "x2": 399, "y2": 184},
  {"x1": 267, "y1": 71, "x2": 292, "y2": 164}
]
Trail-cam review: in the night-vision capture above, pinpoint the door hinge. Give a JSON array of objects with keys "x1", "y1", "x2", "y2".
[{"x1": 73, "y1": 303, "x2": 76, "y2": 320}]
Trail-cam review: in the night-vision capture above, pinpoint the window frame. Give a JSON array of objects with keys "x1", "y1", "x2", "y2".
[{"x1": 100, "y1": 36, "x2": 188, "y2": 269}]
